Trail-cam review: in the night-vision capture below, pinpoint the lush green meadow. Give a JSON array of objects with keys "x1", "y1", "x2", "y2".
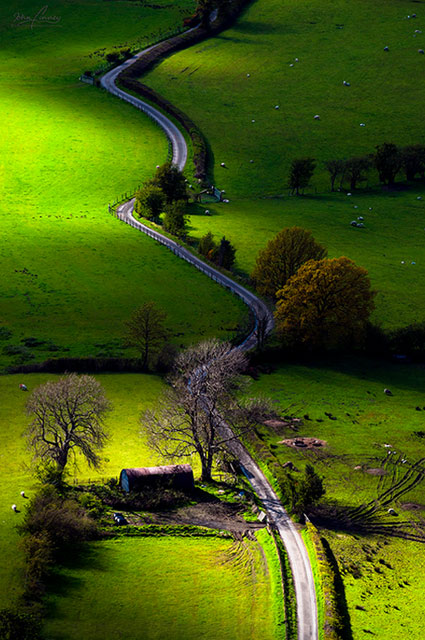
[
  {"x1": 328, "y1": 533, "x2": 425, "y2": 639},
  {"x1": 0, "y1": 0, "x2": 249, "y2": 370},
  {"x1": 43, "y1": 535, "x2": 278, "y2": 640},
  {"x1": 249, "y1": 358, "x2": 425, "y2": 638},
  {"x1": 188, "y1": 187, "x2": 425, "y2": 328},
  {"x1": 142, "y1": 0, "x2": 425, "y2": 196},
  {"x1": 0, "y1": 373, "x2": 165, "y2": 609},
  {"x1": 141, "y1": 0, "x2": 425, "y2": 328}
]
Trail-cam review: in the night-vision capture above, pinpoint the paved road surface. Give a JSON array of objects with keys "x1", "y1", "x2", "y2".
[{"x1": 101, "y1": 40, "x2": 318, "y2": 640}]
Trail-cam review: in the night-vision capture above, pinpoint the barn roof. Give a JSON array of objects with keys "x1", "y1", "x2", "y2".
[{"x1": 123, "y1": 464, "x2": 193, "y2": 480}]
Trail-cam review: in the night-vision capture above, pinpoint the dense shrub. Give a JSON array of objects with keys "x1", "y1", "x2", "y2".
[{"x1": 0, "y1": 609, "x2": 42, "y2": 640}]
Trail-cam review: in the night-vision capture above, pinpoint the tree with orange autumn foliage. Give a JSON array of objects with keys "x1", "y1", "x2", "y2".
[{"x1": 275, "y1": 257, "x2": 375, "y2": 349}]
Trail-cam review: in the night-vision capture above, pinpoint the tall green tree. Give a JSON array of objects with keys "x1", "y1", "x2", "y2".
[
  {"x1": 215, "y1": 236, "x2": 236, "y2": 270},
  {"x1": 288, "y1": 158, "x2": 316, "y2": 195},
  {"x1": 152, "y1": 162, "x2": 188, "y2": 204},
  {"x1": 344, "y1": 156, "x2": 371, "y2": 190},
  {"x1": 374, "y1": 143, "x2": 402, "y2": 186},
  {"x1": 324, "y1": 159, "x2": 346, "y2": 191},
  {"x1": 163, "y1": 199, "x2": 187, "y2": 237},
  {"x1": 251, "y1": 227, "x2": 327, "y2": 300},
  {"x1": 135, "y1": 183, "x2": 165, "y2": 220}
]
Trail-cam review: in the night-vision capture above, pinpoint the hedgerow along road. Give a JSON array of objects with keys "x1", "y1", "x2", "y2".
[{"x1": 100, "y1": 31, "x2": 318, "y2": 640}]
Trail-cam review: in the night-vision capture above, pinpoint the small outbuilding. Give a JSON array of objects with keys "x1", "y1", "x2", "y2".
[{"x1": 119, "y1": 464, "x2": 194, "y2": 493}]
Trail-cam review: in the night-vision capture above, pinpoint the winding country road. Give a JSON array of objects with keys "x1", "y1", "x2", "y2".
[{"x1": 101, "y1": 36, "x2": 318, "y2": 640}]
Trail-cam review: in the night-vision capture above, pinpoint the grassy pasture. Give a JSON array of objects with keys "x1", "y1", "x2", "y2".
[
  {"x1": 0, "y1": 0, "x2": 249, "y2": 370},
  {"x1": 140, "y1": 0, "x2": 425, "y2": 328},
  {"x1": 327, "y1": 533, "x2": 425, "y2": 639},
  {"x1": 43, "y1": 535, "x2": 278, "y2": 640},
  {"x1": 141, "y1": 0, "x2": 425, "y2": 197},
  {"x1": 0, "y1": 373, "x2": 166, "y2": 609},
  {"x1": 249, "y1": 359, "x2": 425, "y2": 638},
  {"x1": 187, "y1": 187, "x2": 425, "y2": 328}
]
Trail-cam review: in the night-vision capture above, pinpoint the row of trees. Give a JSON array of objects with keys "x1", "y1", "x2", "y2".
[
  {"x1": 251, "y1": 227, "x2": 375, "y2": 350},
  {"x1": 198, "y1": 231, "x2": 236, "y2": 269},
  {"x1": 135, "y1": 162, "x2": 188, "y2": 237},
  {"x1": 289, "y1": 143, "x2": 425, "y2": 194}
]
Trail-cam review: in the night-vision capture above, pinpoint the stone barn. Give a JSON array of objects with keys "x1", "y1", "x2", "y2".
[{"x1": 119, "y1": 464, "x2": 194, "y2": 493}]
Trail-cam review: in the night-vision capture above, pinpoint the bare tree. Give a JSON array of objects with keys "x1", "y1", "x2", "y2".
[
  {"x1": 26, "y1": 374, "x2": 110, "y2": 474},
  {"x1": 124, "y1": 302, "x2": 168, "y2": 370},
  {"x1": 141, "y1": 339, "x2": 272, "y2": 480}
]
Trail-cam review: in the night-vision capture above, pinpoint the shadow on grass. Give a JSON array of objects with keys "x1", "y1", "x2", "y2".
[{"x1": 321, "y1": 536, "x2": 354, "y2": 640}]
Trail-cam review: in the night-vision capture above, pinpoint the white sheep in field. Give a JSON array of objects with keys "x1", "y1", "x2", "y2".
[
  {"x1": 343, "y1": 80, "x2": 350, "y2": 86},
  {"x1": 20, "y1": 491, "x2": 25, "y2": 498},
  {"x1": 12, "y1": 505, "x2": 17, "y2": 512},
  {"x1": 220, "y1": 162, "x2": 226, "y2": 167},
  {"x1": 418, "y1": 49, "x2": 424, "y2": 54},
  {"x1": 313, "y1": 114, "x2": 320, "y2": 120},
  {"x1": 384, "y1": 46, "x2": 389, "y2": 51}
]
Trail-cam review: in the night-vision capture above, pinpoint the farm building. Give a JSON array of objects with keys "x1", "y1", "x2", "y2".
[{"x1": 119, "y1": 464, "x2": 194, "y2": 493}]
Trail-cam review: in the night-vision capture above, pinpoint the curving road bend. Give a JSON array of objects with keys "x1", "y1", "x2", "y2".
[
  {"x1": 100, "y1": 40, "x2": 191, "y2": 169},
  {"x1": 101, "y1": 38, "x2": 318, "y2": 640}
]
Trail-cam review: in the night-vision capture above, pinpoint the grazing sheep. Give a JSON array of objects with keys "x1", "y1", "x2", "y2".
[
  {"x1": 387, "y1": 508, "x2": 397, "y2": 515},
  {"x1": 313, "y1": 114, "x2": 320, "y2": 120},
  {"x1": 401, "y1": 261, "x2": 405, "y2": 264},
  {"x1": 247, "y1": 73, "x2": 250, "y2": 77},
  {"x1": 275, "y1": 105, "x2": 279, "y2": 109},
  {"x1": 350, "y1": 221, "x2": 358, "y2": 227},
  {"x1": 19, "y1": 384, "x2": 27, "y2": 391},
  {"x1": 289, "y1": 63, "x2": 294, "y2": 67},
  {"x1": 360, "y1": 123, "x2": 366, "y2": 126},
  {"x1": 418, "y1": 49, "x2": 424, "y2": 54},
  {"x1": 295, "y1": 58, "x2": 299, "y2": 62},
  {"x1": 384, "y1": 388, "x2": 393, "y2": 396},
  {"x1": 384, "y1": 46, "x2": 389, "y2": 51},
  {"x1": 347, "y1": 192, "x2": 352, "y2": 196},
  {"x1": 354, "y1": 205, "x2": 358, "y2": 209},
  {"x1": 20, "y1": 491, "x2": 25, "y2": 498},
  {"x1": 251, "y1": 119, "x2": 255, "y2": 123},
  {"x1": 369, "y1": 207, "x2": 373, "y2": 210},
  {"x1": 223, "y1": 199, "x2": 230, "y2": 203},
  {"x1": 250, "y1": 159, "x2": 254, "y2": 163},
  {"x1": 411, "y1": 261, "x2": 416, "y2": 265},
  {"x1": 220, "y1": 162, "x2": 226, "y2": 167},
  {"x1": 343, "y1": 80, "x2": 350, "y2": 86},
  {"x1": 357, "y1": 223, "x2": 365, "y2": 228},
  {"x1": 12, "y1": 505, "x2": 17, "y2": 512},
  {"x1": 204, "y1": 210, "x2": 210, "y2": 215},
  {"x1": 357, "y1": 216, "x2": 364, "y2": 221},
  {"x1": 417, "y1": 196, "x2": 423, "y2": 200},
  {"x1": 156, "y1": 165, "x2": 160, "y2": 169}
]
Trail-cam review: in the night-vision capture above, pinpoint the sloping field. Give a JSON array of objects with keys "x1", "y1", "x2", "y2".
[
  {"x1": 0, "y1": 0, "x2": 247, "y2": 370},
  {"x1": 43, "y1": 536, "x2": 279, "y2": 640},
  {"x1": 141, "y1": 0, "x2": 425, "y2": 328}
]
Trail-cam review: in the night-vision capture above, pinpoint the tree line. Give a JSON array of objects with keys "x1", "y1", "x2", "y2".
[{"x1": 288, "y1": 142, "x2": 425, "y2": 195}]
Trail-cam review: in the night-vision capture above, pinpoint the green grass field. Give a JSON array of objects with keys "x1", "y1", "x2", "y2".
[
  {"x1": 140, "y1": 0, "x2": 425, "y2": 329},
  {"x1": 249, "y1": 358, "x2": 425, "y2": 638},
  {"x1": 43, "y1": 535, "x2": 278, "y2": 640},
  {"x1": 142, "y1": 0, "x2": 425, "y2": 196},
  {"x1": 327, "y1": 532, "x2": 425, "y2": 639},
  {"x1": 187, "y1": 187, "x2": 425, "y2": 328},
  {"x1": 0, "y1": 373, "x2": 166, "y2": 609},
  {"x1": 0, "y1": 0, "x2": 249, "y2": 371}
]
